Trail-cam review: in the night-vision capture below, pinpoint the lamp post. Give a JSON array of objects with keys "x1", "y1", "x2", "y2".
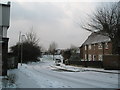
[
  {"x1": 18, "y1": 32, "x2": 21, "y2": 66},
  {"x1": 20, "y1": 34, "x2": 25, "y2": 66}
]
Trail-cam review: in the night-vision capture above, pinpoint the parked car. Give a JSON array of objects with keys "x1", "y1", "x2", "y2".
[{"x1": 55, "y1": 59, "x2": 61, "y2": 66}]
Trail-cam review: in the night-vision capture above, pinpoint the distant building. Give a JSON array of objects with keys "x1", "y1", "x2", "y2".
[{"x1": 80, "y1": 32, "x2": 112, "y2": 61}]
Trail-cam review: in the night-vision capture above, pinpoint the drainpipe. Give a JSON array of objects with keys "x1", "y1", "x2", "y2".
[
  {"x1": 102, "y1": 42, "x2": 105, "y2": 55},
  {"x1": 86, "y1": 45, "x2": 88, "y2": 67},
  {"x1": 87, "y1": 45, "x2": 88, "y2": 61}
]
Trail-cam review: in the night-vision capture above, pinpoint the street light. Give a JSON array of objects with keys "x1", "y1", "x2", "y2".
[{"x1": 20, "y1": 34, "x2": 25, "y2": 66}]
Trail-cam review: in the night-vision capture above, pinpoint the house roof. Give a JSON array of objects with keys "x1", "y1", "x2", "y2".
[
  {"x1": 0, "y1": 2, "x2": 10, "y2": 7},
  {"x1": 83, "y1": 32, "x2": 111, "y2": 45}
]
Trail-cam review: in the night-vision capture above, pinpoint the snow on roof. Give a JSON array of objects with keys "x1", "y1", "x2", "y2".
[{"x1": 83, "y1": 33, "x2": 111, "y2": 45}]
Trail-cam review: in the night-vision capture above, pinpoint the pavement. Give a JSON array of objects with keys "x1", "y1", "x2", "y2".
[
  {"x1": 84, "y1": 68, "x2": 120, "y2": 74},
  {"x1": 51, "y1": 64, "x2": 120, "y2": 74},
  {"x1": 0, "y1": 76, "x2": 16, "y2": 88}
]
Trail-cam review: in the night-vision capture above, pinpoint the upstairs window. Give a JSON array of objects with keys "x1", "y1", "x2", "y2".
[
  {"x1": 85, "y1": 45, "x2": 87, "y2": 50},
  {"x1": 98, "y1": 43, "x2": 102, "y2": 49},
  {"x1": 88, "y1": 45, "x2": 91, "y2": 50},
  {"x1": 105, "y1": 42, "x2": 108, "y2": 49}
]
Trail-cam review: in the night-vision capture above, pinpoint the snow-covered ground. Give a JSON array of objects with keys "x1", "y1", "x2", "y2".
[
  {"x1": 0, "y1": 76, "x2": 16, "y2": 88},
  {"x1": 3, "y1": 55, "x2": 120, "y2": 88}
]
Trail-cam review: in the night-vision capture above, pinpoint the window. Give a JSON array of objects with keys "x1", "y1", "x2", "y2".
[
  {"x1": 98, "y1": 55, "x2": 103, "y2": 61},
  {"x1": 85, "y1": 45, "x2": 87, "y2": 50},
  {"x1": 105, "y1": 42, "x2": 108, "y2": 49},
  {"x1": 88, "y1": 45, "x2": 91, "y2": 50},
  {"x1": 98, "y1": 43, "x2": 102, "y2": 49},
  {"x1": 88, "y1": 54, "x2": 91, "y2": 61}
]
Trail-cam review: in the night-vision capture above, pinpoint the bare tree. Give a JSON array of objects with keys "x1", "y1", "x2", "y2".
[
  {"x1": 10, "y1": 30, "x2": 41, "y2": 63},
  {"x1": 70, "y1": 44, "x2": 78, "y2": 54},
  {"x1": 25, "y1": 30, "x2": 40, "y2": 46},
  {"x1": 48, "y1": 42, "x2": 57, "y2": 60},
  {"x1": 82, "y1": 2, "x2": 120, "y2": 54}
]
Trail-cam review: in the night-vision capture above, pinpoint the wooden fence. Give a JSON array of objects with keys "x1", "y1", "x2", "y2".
[
  {"x1": 68, "y1": 60, "x2": 103, "y2": 68},
  {"x1": 103, "y1": 55, "x2": 120, "y2": 70}
]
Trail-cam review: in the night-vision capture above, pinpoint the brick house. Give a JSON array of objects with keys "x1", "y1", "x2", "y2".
[{"x1": 80, "y1": 32, "x2": 112, "y2": 61}]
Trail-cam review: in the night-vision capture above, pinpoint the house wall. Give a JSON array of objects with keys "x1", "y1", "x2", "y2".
[
  {"x1": 2, "y1": 38, "x2": 9, "y2": 76},
  {"x1": 81, "y1": 42, "x2": 112, "y2": 61},
  {"x1": 0, "y1": 3, "x2": 10, "y2": 76},
  {"x1": 0, "y1": 38, "x2": 2, "y2": 75}
]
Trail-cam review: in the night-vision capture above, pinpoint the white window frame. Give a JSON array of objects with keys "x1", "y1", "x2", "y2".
[
  {"x1": 98, "y1": 55, "x2": 103, "y2": 61},
  {"x1": 105, "y1": 42, "x2": 108, "y2": 49},
  {"x1": 88, "y1": 54, "x2": 91, "y2": 61},
  {"x1": 98, "y1": 43, "x2": 102, "y2": 49},
  {"x1": 88, "y1": 45, "x2": 91, "y2": 50},
  {"x1": 85, "y1": 45, "x2": 87, "y2": 50}
]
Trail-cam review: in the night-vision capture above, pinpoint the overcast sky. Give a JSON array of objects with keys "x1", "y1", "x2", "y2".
[{"x1": 0, "y1": 0, "x2": 119, "y2": 50}]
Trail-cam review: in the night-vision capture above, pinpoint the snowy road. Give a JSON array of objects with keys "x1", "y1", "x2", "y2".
[{"x1": 8, "y1": 56, "x2": 119, "y2": 88}]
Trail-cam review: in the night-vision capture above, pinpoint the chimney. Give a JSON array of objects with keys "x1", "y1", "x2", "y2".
[{"x1": 7, "y1": 1, "x2": 11, "y2": 5}]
